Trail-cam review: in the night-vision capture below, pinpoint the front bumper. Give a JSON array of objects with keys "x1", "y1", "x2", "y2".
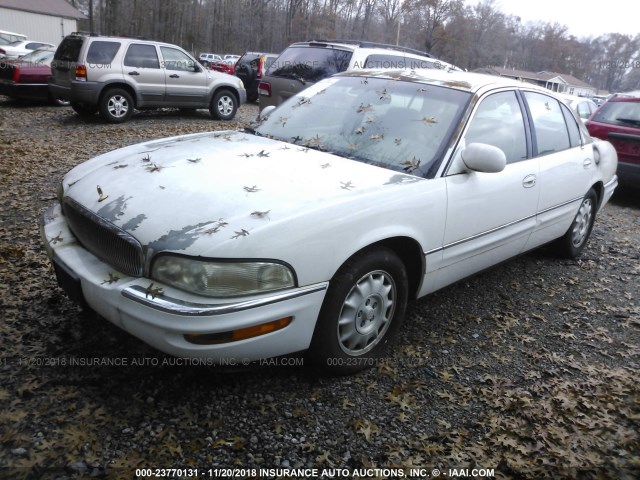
[{"x1": 41, "y1": 204, "x2": 327, "y2": 362}]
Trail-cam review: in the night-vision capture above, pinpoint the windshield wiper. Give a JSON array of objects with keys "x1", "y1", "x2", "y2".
[{"x1": 616, "y1": 117, "x2": 640, "y2": 126}]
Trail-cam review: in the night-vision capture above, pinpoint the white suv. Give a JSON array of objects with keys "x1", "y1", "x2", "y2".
[
  {"x1": 258, "y1": 39, "x2": 460, "y2": 108},
  {"x1": 50, "y1": 33, "x2": 246, "y2": 123}
]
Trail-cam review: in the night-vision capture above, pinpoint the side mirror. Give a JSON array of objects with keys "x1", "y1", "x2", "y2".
[
  {"x1": 259, "y1": 105, "x2": 276, "y2": 120},
  {"x1": 461, "y1": 143, "x2": 506, "y2": 173}
]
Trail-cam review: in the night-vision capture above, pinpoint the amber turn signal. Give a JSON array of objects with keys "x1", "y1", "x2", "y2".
[{"x1": 184, "y1": 317, "x2": 292, "y2": 345}]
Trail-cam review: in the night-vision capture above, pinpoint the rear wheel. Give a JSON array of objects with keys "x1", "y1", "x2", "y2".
[
  {"x1": 307, "y1": 247, "x2": 408, "y2": 374},
  {"x1": 209, "y1": 89, "x2": 238, "y2": 120},
  {"x1": 553, "y1": 188, "x2": 597, "y2": 258},
  {"x1": 99, "y1": 88, "x2": 133, "y2": 123},
  {"x1": 71, "y1": 101, "x2": 97, "y2": 117}
]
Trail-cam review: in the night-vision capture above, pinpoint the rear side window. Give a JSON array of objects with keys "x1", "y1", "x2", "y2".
[
  {"x1": 524, "y1": 92, "x2": 570, "y2": 156},
  {"x1": 124, "y1": 44, "x2": 160, "y2": 69},
  {"x1": 561, "y1": 104, "x2": 582, "y2": 147},
  {"x1": 267, "y1": 46, "x2": 352, "y2": 83},
  {"x1": 86, "y1": 41, "x2": 121, "y2": 65},
  {"x1": 54, "y1": 36, "x2": 83, "y2": 61},
  {"x1": 591, "y1": 101, "x2": 640, "y2": 128}
]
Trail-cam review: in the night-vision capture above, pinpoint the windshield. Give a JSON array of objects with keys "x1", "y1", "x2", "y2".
[
  {"x1": 256, "y1": 76, "x2": 471, "y2": 176},
  {"x1": 19, "y1": 49, "x2": 54, "y2": 65}
]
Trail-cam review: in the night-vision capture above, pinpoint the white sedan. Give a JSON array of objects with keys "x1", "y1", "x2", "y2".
[
  {"x1": 0, "y1": 40, "x2": 54, "y2": 59},
  {"x1": 41, "y1": 69, "x2": 618, "y2": 373}
]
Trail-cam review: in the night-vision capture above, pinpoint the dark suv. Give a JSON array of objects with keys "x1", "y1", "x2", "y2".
[
  {"x1": 587, "y1": 96, "x2": 640, "y2": 187},
  {"x1": 258, "y1": 40, "x2": 459, "y2": 108},
  {"x1": 234, "y1": 51, "x2": 278, "y2": 102},
  {"x1": 49, "y1": 33, "x2": 246, "y2": 123}
]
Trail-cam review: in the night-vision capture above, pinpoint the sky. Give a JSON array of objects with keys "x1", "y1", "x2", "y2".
[{"x1": 492, "y1": 0, "x2": 638, "y2": 38}]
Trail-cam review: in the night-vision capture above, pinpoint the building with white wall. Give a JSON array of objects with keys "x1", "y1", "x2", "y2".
[{"x1": 0, "y1": 0, "x2": 86, "y2": 46}]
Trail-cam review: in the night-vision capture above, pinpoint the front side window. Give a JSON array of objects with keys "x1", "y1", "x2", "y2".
[
  {"x1": 256, "y1": 76, "x2": 471, "y2": 176},
  {"x1": 524, "y1": 92, "x2": 570, "y2": 156},
  {"x1": 160, "y1": 47, "x2": 196, "y2": 71},
  {"x1": 124, "y1": 44, "x2": 160, "y2": 69},
  {"x1": 86, "y1": 41, "x2": 121, "y2": 65},
  {"x1": 266, "y1": 46, "x2": 352, "y2": 83},
  {"x1": 465, "y1": 91, "x2": 528, "y2": 164}
]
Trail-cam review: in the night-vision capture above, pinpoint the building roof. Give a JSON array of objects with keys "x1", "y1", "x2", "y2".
[
  {"x1": 479, "y1": 66, "x2": 593, "y2": 90},
  {"x1": 0, "y1": 0, "x2": 86, "y2": 19}
]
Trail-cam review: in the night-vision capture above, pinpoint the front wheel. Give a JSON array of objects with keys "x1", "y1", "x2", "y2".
[
  {"x1": 209, "y1": 89, "x2": 238, "y2": 120},
  {"x1": 307, "y1": 247, "x2": 408, "y2": 374},
  {"x1": 99, "y1": 88, "x2": 133, "y2": 123},
  {"x1": 553, "y1": 188, "x2": 597, "y2": 258}
]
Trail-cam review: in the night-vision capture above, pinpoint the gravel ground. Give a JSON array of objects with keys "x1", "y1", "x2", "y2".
[{"x1": 0, "y1": 98, "x2": 639, "y2": 480}]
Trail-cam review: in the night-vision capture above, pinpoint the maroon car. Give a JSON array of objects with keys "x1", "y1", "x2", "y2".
[
  {"x1": 587, "y1": 96, "x2": 640, "y2": 187},
  {"x1": 209, "y1": 59, "x2": 235, "y2": 75},
  {"x1": 0, "y1": 46, "x2": 67, "y2": 105}
]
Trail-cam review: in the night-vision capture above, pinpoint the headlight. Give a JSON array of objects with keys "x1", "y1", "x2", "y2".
[{"x1": 151, "y1": 255, "x2": 295, "y2": 297}]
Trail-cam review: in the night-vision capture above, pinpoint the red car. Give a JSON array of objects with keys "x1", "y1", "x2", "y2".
[
  {"x1": 0, "y1": 46, "x2": 67, "y2": 105},
  {"x1": 587, "y1": 96, "x2": 640, "y2": 187},
  {"x1": 209, "y1": 58, "x2": 235, "y2": 75}
]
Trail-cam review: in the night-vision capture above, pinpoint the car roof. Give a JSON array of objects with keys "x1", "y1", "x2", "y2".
[{"x1": 338, "y1": 68, "x2": 552, "y2": 95}]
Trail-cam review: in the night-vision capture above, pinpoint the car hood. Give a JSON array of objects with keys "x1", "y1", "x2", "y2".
[{"x1": 62, "y1": 131, "x2": 423, "y2": 256}]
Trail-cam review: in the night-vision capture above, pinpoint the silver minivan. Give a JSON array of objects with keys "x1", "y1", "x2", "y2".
[{"x1": 50, "y1": 33, "x2": 246, "y2": 123}]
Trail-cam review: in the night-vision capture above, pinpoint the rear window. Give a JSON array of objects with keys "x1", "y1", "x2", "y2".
[
  {"x1": 591, "y1": 100, "x2": 640, "y2": 128},
  {"x1": 86, "y1": 41, "x2": 121, "y2": 65},
  {"x1": 54, "y1": 36, "x2": 84, "y2": 62},
  {"x1": 267, "y1": 46, "x2": 352, "y2": 83}
]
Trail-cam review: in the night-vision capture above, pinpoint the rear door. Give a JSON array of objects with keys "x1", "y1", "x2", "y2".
[
  {"x1": 122, "y1": 43, "x2": 165, "y2": 106},
  {"x1": 521, "y1": 91, "x2": 595, "y2": 248},
  {"x1": 159, "y1": 46, "x2": 208, "y2": 106}
]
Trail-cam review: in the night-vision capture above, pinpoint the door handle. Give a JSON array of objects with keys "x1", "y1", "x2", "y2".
[
  {"x1": 169, "y1": 74, "x2": 179, "y2": 78},
  {"x1": 522, "y1": 174, "x2": 536, "y2": 188},
  {"x1": 128, "y1": 71, "x2": 140, "y2": 76}
]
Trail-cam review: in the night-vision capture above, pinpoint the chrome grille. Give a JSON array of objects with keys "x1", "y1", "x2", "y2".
[{"x1": 62, "y1": 198, "x2": 144, "y2": 277}]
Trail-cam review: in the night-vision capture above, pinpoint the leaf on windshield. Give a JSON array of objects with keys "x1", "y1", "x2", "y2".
[
  {"x1": 292, "y1": 98, "x2": 312, "y2": 109},
  {"x1": 243, "y1": 185, "x2": 260, "y2": 193},
  {"x1": 394, "y1": 138, "x2": 402, "y2": 145},
  {"x1": 370, "y1": 133, "x2": 383, "y2": 141},
  {"x1": 347, "y1": 143, "x2": 360, "y2": 152},
  {"x1": 420, "y1": 116, "x2": 438, "y2": 125},
  {"x1": 304, "y1": 134, "x2": 323, "y2": 148},
  {"x1": 401, "y1": 157, "x2": 421, "y2": 172},
  {"x1": 276, "y1": 116, "x2": 288, "y2": 127},
  {"x1": 365, "y1": 116, "x2": 377, "y2": 124},
  {"x1": 355, "y1": 127, "x2": 366, "y2": 135},
  {"x1": 340, "y1": 181, "x2": 355, "y2": 191},
  {"x1": 377, "y1": 88, "x2": 391, "y2": 102},
  {"x1": 357, "y1": 103, "x2": 374, "y2": 114}
]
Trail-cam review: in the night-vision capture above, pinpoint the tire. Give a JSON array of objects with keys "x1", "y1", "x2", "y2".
[
  {"x1": 307, "y1": 247, "x2": 408, "y2": 374},
  {"x1": 235, "y1": 63, "x2": 256, "y2": 86},
  {"x1": 209, "y1": 89, "x2": 238, "y2": 120},
  {"x1": 71, "y1": 101, "x2": 97, "y2": 117},
  {"x1": 99, "y1": 88, "x2": 133, "y2": 123},
  {"x1": 553, "y1": 188, "x2": 597, "y2": 258}
]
